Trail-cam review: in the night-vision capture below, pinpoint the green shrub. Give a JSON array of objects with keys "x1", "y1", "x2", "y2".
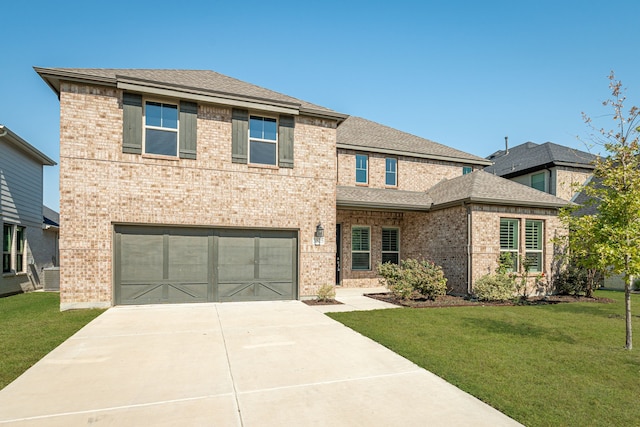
[
  {"x1": 473, "y1": 273, "x2": 515, "y2": 301},
  {"x1": 316, "y1": 284, "x2": 336, "y2": 301},
  {"x1": 633, "y1": 278, "x2": 640, "y2": 291},
  {"x1": 377, "y1": 258, "x2": 447, "y2": 300},
  {"x1": 554, "y1": 265, "x2": 589, "y2": 296}
]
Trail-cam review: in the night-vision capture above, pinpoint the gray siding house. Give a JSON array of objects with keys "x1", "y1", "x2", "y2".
[{"x1": 1, "y1": 125, "x2": 57, "y2": 296}]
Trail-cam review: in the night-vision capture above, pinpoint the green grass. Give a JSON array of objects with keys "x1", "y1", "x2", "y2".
[
  {"x1": 0, "y1": 292, "x2": 105, "y2": 390},
  {"x1": 328, "y1": 290, "x2": 640, "y2": 427}
]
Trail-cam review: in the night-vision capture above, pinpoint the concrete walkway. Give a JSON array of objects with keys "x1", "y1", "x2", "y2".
[
  {"x1": 0, "y1": 299, "x2": 521, "y2": 426},
  {"x1": 309, "y1": 286, "x2": 400, "y2": 313}
]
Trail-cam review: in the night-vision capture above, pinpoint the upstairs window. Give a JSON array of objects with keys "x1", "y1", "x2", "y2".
[
  {"x1": 463, "y1": 166, "x2": 473, "y2": 175},
  {"x1": 2, "y1": 224, "x2": 11, "y2": 273},
  {"x1": 531, "y1": 172, "x2": 545, "y2": 192},
  {"x1": 382, "y1": 228, "x2": 399, "y2": 264},
  {"x1": 356, "y1": 154, "x2": 368, "y2": 184},
  {"x1": 385, "y1": 158, "x2": 397, "y2": 186},
  {"x1": 249, "y1": 116, "x2": 278, "y2": 166},
  {"x1": 351, "y1": 226, "x2": 371, "y2": 270},
  {"x1": 525, "y1": 220, "x2": 544, "y2": 272},
  {"x1": 500, "y1": 218, "x2": 519, "y2": 271},
  {"x1": 144, "y1": 101, "x2": 178, "y2": 156}
]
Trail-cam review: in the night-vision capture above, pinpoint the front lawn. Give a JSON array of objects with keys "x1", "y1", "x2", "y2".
[
  {"x1": 328, "y1": 290, "x2": 640, "y2": 427},
  {"x1": 0, "y1": 292, "x2": 105, "y2": 389}
]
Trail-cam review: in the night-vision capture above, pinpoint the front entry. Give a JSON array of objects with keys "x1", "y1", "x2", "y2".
[{"x1": 336, "y1": 223, "x2": 341, "y2": 285}]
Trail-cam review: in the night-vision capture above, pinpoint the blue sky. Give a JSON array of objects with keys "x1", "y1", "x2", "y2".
[{"x1": 2, "y1": 0, "x2": 639, "y2": 211}]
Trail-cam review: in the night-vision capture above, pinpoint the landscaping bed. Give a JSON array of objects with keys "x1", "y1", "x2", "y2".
[{"x1": 365, "y1": 292, "x2": 614, "y2": 308}]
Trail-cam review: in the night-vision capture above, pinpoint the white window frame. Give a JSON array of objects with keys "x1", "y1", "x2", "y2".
[
  {"x1": 2, "y1": 224, "x2": 25, "y2": 274},
  {"x1": 355, "y1": 154, "x2": 368, "y2": 184},
  {"x1": 2, "y1": 224, "x2": 11, "y2": 274},
  {"x1": 143, "y1": 99, "x2": 179, "y2": 157},
  {"x1": 381, "y1": 227, "x2": 400, "y2": 264},
  {"x1": 525, "y1": 220, "x2": 544, "y2": 273},
  {"x1": 500, "y1": 218, "x2": 520, "y2": 271},
  {"x1": 385, "y1": 158, "x2": 397, "y2": 187},
  {"x1": 351, "y1": 226, "x2": 371, "y2": 270},
  {"x1": 248, "y1": 114, "x2": 278, "y2": 166},
  {"x1": 531, "y1": 172, "x2": 546, "y2": 192}
]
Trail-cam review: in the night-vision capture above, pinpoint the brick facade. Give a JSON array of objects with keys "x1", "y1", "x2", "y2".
[
  {"x1": 58, "y1": 82, "x2": 337, "y2": 307},
  {"x1": 554, "y1": 167, "x2": 592, "y2": 201},
  {"x1": 337, "y1": 149, "x2": 474, "y2": 191}
]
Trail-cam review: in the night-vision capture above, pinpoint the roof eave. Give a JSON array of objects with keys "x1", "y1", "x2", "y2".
[
  {"x1": 0, "y1": 125, "x2": 56, "y2": 166},
  {"x1": 336, "y1": 143, "x2": 492, "y2": 166},
  {"x1": 336, "y1": 200, "x2": 432, "y2": 212},
  {"x1": 430, "y1": 196, "x2": 569, "y2": 211}
]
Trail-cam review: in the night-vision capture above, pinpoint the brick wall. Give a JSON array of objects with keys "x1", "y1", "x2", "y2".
[
  {"x1": 337, "y1": 149, "x2": 472, "y2": 191},
  {"x1": 469, "y1": 204, "x2": 564, "y2": 295},
  {"x1": 59, "y1": 82, "x2": 337, "y2": 306},
  {"x1": 554, "y1": 167, "x2": 592, "y2": 201}
]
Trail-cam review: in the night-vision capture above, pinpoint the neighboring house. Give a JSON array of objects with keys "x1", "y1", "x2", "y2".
[
  {"x1": 35, "y1": 67, "x2": 570, "y2": 309},
  {"x1": 1, "y1": 125, "x2": 57, "y2": 296},
  {"x1": 485, "y1": 141, "x2": 596, "y2": 201}
]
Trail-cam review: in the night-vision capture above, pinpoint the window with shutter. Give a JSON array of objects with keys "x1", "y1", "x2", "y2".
[
  {"x1": 525, "y1": 220, "x2": 543, "y2": 272},
  {"x1": 351, "y1": 226, "x2": 371, "y2": 270},
  {"x1": 382, "y1": 228, "x2": 399, "y2": 264},
  {"x1": 500, "y1": 218, "x2": 519, "y2": 271}
]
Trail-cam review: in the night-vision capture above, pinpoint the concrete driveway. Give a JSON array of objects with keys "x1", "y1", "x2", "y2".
[{"x1": 0, "y1": 300, "x2": 521, "y2": 426}]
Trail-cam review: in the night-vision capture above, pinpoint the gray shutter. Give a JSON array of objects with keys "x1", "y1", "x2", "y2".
[
  {"x1": 232, "y1": 108, "x2": 248, "y2": 164},
  {"x1": 279, "y1": 115, "x2": 294, "y2": 168},
  {"x1": 179, "y1": 101, "x2": 197, "y2": 159},
  {"x1": 122, "y1": 93, "x2": 142, "y2": 154}
]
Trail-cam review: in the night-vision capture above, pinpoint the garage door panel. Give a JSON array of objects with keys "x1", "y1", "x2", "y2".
[
  {"x1": 168, "y1": 234, "x2": 209, "y2": 282},
  {"x1": 218, "y1": 281, "x2": 293, "y2": 302},
  {"x1": 217, "y1": 237, "x2": 255, "y2": 282},
  {"x1": 120, "y1": 234, "x2": 164, "y2": 282}
]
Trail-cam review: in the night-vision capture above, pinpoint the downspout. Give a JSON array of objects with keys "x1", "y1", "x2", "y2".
[{"x1": 466, "y1": 202, "x2": 472, "y2": 295}]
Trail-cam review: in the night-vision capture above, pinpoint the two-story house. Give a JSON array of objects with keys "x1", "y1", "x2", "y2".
[
  {"x1": 1, "y1": 125, "x2": 57, "y2": 296},
  {"x1": 36, "y1": 67, "x2": 571, "y2": 309},
  {"x1": 485, "y1": 141, "x2": 596, "y2": 201}
]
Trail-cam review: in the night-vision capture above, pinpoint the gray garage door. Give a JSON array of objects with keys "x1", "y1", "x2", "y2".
[{"x1": 114, "y1": 226, "x2": 297, "y2": 305}]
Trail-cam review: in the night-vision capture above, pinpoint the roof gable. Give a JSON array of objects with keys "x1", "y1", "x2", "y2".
[{"x1": 0, "y1": 125, "x2": 56, "y2": 166}]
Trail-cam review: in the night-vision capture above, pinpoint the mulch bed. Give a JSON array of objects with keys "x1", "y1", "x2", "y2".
[
  {"x1": 302, "y1": 299, "x2": 344, "y2": 306},
  {"x1": 365, "y1": 292, "x2": 615, "y2": 308}
]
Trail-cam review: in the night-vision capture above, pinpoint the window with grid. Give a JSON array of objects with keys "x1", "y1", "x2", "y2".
[
  {"x1": 144, "y1": 101, "x2": 179, "y2": 156},
  {"x1": 249, "y1": 115, "x2": 278, "y2": 165},
  {"x1": 500, "y1": 218, "x2": 519, "y2": 271},
  {"x1": 351, "y1": 226, "x2": 371, "y2": 270},
  {"x1": 385, "y1": 158, "x2": 397, "y2": 186},
  {"x1": 2, "y1": 224, "x2": 11, "y2": 273},
  {"x1": 355, "y1": 154, "x2": 368, "y2": 184},
  {"x1": 381, "y1": 228, "x2": 399, "y2": 264},
  {"x1": 525, "y1": 220, "x2": 543, "y2": 272}
]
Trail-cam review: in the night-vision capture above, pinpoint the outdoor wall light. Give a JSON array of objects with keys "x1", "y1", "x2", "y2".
[{"x1": 314, "y1": 223, "x2": 325, "y2": 246}]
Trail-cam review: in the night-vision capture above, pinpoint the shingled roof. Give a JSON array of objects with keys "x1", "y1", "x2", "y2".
[
  {"x1": 485, "y1": 141, "x2": 596, "y2": 177},
  {"x1": 426, "y1": 170, "x2": 570, "y2": 209},
  {"x1": 337, "y1": 186, "x2": 432, "y2": 211},
  {"x1": 34, "y1": 67, "x2": 347, "y2": 120},
  {"x1": 337, "y1": 116, "x2": 491, "y2": 166}
]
